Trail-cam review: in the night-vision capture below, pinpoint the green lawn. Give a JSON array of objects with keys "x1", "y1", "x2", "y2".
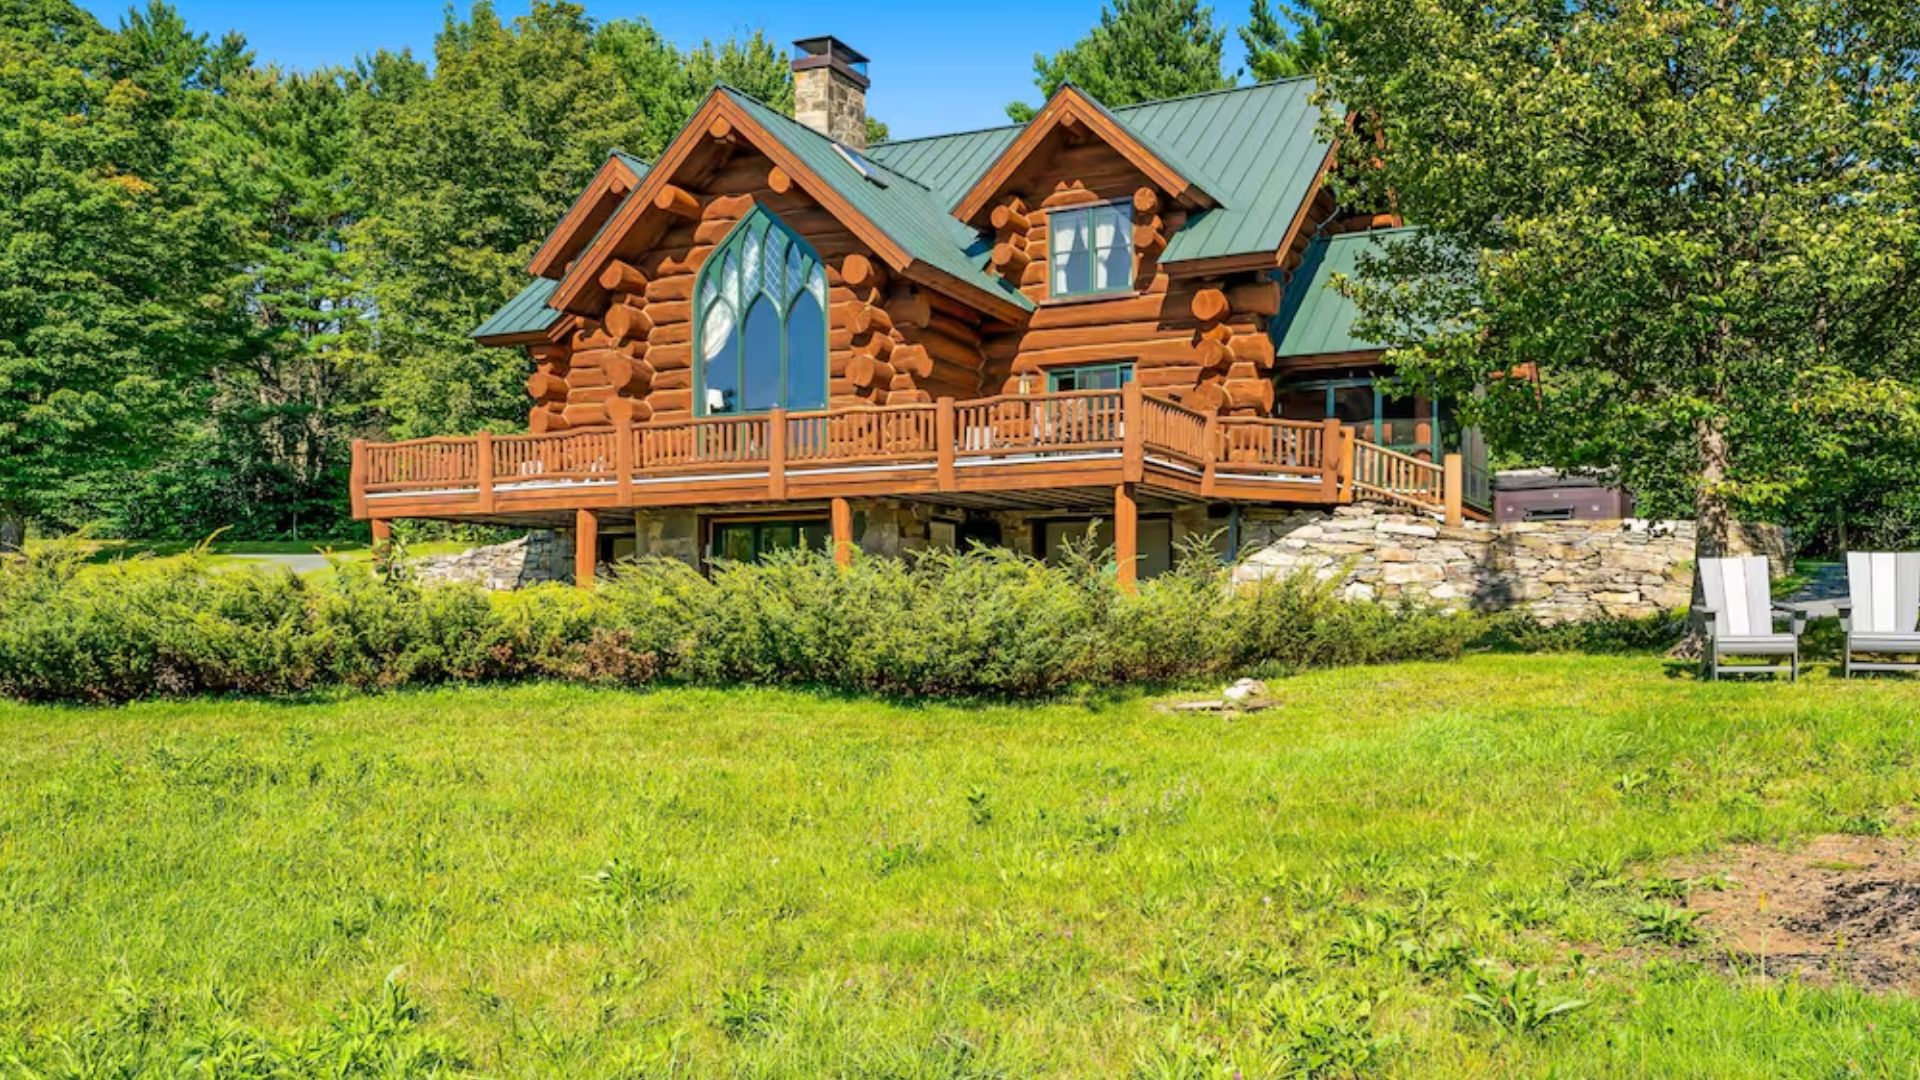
[{"x1": 5, "y1": 655, "x2": 1920, "y2": 1076}]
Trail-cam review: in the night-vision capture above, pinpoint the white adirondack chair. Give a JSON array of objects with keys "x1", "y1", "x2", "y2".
[
  {"x1": 1697, "y1": 556, "x2": 1804, "y2": 681},
  {"x1": 1840, "y1": 552, "x2": 1920, "y2": 677}
]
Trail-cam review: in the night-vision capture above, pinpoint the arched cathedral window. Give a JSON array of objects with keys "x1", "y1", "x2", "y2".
[{"x1": 695, "y1": 207, "x2": 830, "y2": 414}]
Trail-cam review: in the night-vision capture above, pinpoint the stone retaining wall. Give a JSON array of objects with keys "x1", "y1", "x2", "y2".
[
  {"x1": 1234, "y1": 506, "x2": 1787, "y2": 622},
  {"x1": 411, "y1": 531, "x2": 572, "y2": 589}
]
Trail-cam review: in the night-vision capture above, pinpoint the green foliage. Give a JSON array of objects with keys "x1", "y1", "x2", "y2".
[
  {"x1": 0, "y1": 0, "x2": 254, "y2": 541},
  {"x1": 1460, "y1": 964, "x2": 1590, "y2": 1035},
  {"x1": 1241, "y1": 0, "x2": 1330, "y2": 80},
  {"x1": 1007, "y1": 0, "x2": 1233, "y2": 121},
  {"x1": 1316, "y1": 0, "x2": 1920, "y2": 545},
  {"x1": 1629, "y1": 901, "x2": 1703, "y2": 947},
  {"x1": 0, "y1": 3, "x2": 806, "y2": 544},
  {"x1": 0, "y1": 543, "x2": 1489, "y2": 703}
]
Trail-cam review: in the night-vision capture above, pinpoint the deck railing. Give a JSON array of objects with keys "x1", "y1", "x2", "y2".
[{"x1": 356, "y1": 385, "x2": 1472, "y2": 521}]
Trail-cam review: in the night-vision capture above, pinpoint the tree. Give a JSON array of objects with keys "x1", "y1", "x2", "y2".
[
  {"x1": 1241, "y1": 0, "x2": 1330, "y2": 80},
  {"x1": 1316, "y1": 0, "x2": 1920, "y2": 570},
  {"x1": 123, "y1": 64, "x2": 374, "y2": 539},
  {"x1": 348, "y1": 1, "x2": 650, "y2": 439},
  {"x1": 1007, "y1": 0, "x2": 1232, "y2": 121},
  {"x1": 0, "y1": 0, "x2": 253, "y2": 549}
]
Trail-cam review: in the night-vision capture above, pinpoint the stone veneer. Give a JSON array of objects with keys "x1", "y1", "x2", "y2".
[{"x1": 1233, "y1": 505, "x2": 1788, "y2": 622}]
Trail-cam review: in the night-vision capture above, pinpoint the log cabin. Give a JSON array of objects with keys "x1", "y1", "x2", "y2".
[{"x1": 351, "y1": 37, "x2": 1490, "y2": 587}]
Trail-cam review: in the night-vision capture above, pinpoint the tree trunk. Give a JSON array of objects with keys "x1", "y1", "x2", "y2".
[
  {"x1": 0, "y1": 508, "x2": 24, "y2": 555},
  {"x1": 1678, "y1": 415, "x2": 1735, "y2": 658}
]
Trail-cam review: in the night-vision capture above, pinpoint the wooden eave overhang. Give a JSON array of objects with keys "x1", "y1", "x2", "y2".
[
  {"x1": 526, "y1": 153, "x2": 646, "y2": 281},
  {"x1": 473, "y1": 312, "x2": 578, "y2": 349},
  {"x1": 951, "y1": 85, "x2": 1220, "y2": 226},
  {"x1": 552, "y1": 91, "x2": 1030, "y2": 327}
]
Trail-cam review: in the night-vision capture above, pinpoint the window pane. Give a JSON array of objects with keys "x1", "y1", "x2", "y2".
[
  {"x1": 1093, "y1": 205, "x2": 1132, "y2": 292},
  {"x1": 1332, "y1": 385, "x2": 1373, "y2": 423},
  {"x1": 1050, "y1": 368, "x2": 1080, "y2": 392},
  {"x1": 761, "y1": 523, "x2": 800, "y2": 553},
  {"x1": 783, "y1": 290, "x2": 828, "y2": 410},
  {"x1": 799, "y1": 522, "x2": 830, "y2": 551},
  {"x1": 740, "y1": 297, "x2": 782, "y2": 413},
  {"x1": 1051, "y1": 209, "x2": 1091, "y2": 296},
  {"x1": 715, "y1": 524, "x2": 755, "y2": 563},
  {"x1": 704, "y1": 320, "x2": 741, "y2": 414},
  {"x1": 1277, "y1": 386, "x2": 1326, "y2": 420}
]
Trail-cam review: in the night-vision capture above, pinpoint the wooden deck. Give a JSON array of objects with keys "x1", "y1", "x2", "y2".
[{"x1": 350, "y1": 386, "x2": 1469, "y2": 525}]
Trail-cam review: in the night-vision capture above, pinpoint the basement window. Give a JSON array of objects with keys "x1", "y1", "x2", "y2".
[
  {"x1": 708, "y1": 518, "x2": 831, "y2": 564},
  {"x1": 1049, "y1": 201, "x2": 1133, "y2": 299}
]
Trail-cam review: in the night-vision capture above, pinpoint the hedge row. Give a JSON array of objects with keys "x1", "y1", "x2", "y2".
[{"x1": 0, "y1": 543, "x2": 1673, "y2": 703}]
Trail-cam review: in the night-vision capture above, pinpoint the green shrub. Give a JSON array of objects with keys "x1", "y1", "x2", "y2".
[{"x1": 0, "y1": 540, "x2": 1503, "y2": 703}]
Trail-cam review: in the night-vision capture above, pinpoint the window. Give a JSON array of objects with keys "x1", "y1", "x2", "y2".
[
  {"x1": 696, "y1": 208, "x2": 830, "y2": 415},
  {"x1": 1047, "y1": 362, "x2": 1133, "y2": 392},
  {"x1": 1049, "y1": 202, "x2": 1133, "y2": 298},
  {"x1": 1278, "y1": 376, "x2": 1442, "y2": 460},
  {"x1": 709, "y1": 518, "x2": 831, "y2": 563}
]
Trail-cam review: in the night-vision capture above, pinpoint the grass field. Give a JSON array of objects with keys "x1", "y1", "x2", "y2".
[{"x1": 6, "y1": 655, "x2": 1920, "y2": 1076}]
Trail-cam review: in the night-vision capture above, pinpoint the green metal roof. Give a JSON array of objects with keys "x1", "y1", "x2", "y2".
[
  {"x1": 1272, "y1": 228, "x2": 1422, "y2": 358},
  {"x1": 1068, "y1": 84, "x2": 1223, "y2": 207},
  {"x1": 864, "y1": 125, "x2": 1019, "y2": 210},
  {"x1": 472, "y1": 276, "x2": 561, "y2": 341},
  {"x1": 477, "y1": 83, "x2": 1334, "y2": 344},
  {"x1": 611, "y1": 149, "x2": 650, "y2": 178},
  {"x1": 722, "y1": 89, "x2": 1033, "y2": 312},
  {"x1": 868, "y1": 79, "x2": 1332, "y2": 266}
]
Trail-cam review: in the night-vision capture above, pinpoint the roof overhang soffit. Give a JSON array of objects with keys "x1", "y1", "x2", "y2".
[
  {"x1": 526, "y1": 154, "x2": 646, "y2": 280},
  {"x1": 551, "y1": 92, "x2": 1028, "y2": 325},
  {"x1": 952, "y1": 86, "x2": 1219, "y2": 225}
]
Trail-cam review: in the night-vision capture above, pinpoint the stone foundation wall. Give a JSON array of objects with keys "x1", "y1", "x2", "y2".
[
  {"x1": 411, "y1": 531, "x2": 573, "y2": 589},
  {"x1": 1234, "y1": 505, "x2": 1788, "y2": 622}
]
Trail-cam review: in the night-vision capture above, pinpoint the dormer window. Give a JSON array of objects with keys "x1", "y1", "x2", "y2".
[{"x1": 1049, "y1": 201, "x2": 1133, "y2": 299}]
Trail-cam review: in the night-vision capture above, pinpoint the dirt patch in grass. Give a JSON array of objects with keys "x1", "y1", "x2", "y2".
[{"x1": 1675, "y1": 834, "x2": 1920, "y2": 991}]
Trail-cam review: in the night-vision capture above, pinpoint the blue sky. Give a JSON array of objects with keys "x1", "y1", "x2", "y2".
[{"x1": 75, "y1": 0, "x2": 1257, "y2": 139}]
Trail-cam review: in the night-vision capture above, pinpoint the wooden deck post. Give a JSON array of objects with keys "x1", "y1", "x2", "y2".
[
  {"x1": 613, "y1": 418, "x2": 633, "y2": 504},
  {"x1": 768, "y1": 408, "x2": 787, "y2": 500},
  {"x1": 1340, "y1": 427, "x2": 1357, "y2": 502},
  {"x1": 1114, "y1": 482, "x2": 1138, "y2": 593},
  {"x1": 476, "y1": 431, "x2": 495, "y2": 514},
  {"x1": 1122, "y1": 381, "x2": 1145, "y2": 483},
  {"x1": 830, "y1": 497, "x2": 854, "y2": 568},
  {"x1": 1319, "y1": 419, "x2": 1343, "y2": 503},
  {"x1": 574, "y1": 508, "x2": 598, "y2": 589},
  {"x1": 1443, "y1": 452, "x2": 1464, "y2": 527},
  {"x1": 349, "y1": 439, "x2": 368, "y2": 519},
  {"x1": 935, "y1": 397, "x2": 956, "y2": 492},
  {"x1": 369, "y1": 517, "x2": 391, "y2": 568},
  {"x1": 1200, "y1": 411, "x2": 1220, "y2": 497}
]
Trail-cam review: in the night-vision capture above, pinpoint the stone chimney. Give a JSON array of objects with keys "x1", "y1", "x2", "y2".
[{"x1": 792, "y1": 36, "x2": 870, "y2": 150}]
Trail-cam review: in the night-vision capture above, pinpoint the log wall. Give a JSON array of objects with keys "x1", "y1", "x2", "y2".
[
  {"x1": 523, "y1": 146, "x2": 989, "y2": 430},
  {"x1": 974, "y1": 139, "x2": 1295, "y2": 416}
]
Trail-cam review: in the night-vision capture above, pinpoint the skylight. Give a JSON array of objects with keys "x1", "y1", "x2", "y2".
[{"x1": 834, "y1": 143, "x2": 888, "y2": 188}]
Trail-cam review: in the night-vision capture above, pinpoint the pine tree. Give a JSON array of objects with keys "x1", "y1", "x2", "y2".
[
  {"x1": 1006, "y1": 0, "x2": 1232, "y2": 121},
  {"x1": 1241, "y1": 0, "x2": 1330, "y2": 80}
]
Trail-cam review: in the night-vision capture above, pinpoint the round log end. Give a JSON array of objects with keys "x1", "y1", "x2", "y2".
[{"x1": 1190, "y1": 287, "x2": 1230, "y2": 323}]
